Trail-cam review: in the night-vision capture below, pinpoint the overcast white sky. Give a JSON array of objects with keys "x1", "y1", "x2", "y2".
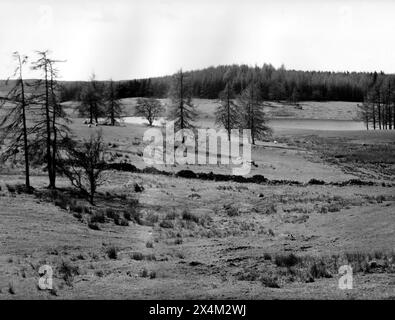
[{"x1": 0, "y1": 0, "x2": 394, "y2": 80}]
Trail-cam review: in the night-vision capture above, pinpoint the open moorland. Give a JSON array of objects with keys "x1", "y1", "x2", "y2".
[{"x1": 1, "y1": 99, "x2": 394, "y2": 299}]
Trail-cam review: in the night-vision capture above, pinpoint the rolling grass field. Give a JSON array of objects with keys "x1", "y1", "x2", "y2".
[{"x1": 0, "y1": 99, "x2": 394, "y2": 299}]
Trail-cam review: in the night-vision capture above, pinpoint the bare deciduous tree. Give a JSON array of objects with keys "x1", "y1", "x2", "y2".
[
  {"x1": 215, "y1": 82, "x2": 239, "y2": 141},
  {"x1": 135, "y1": 97, "x2": 164, "y2": 126},
  {"x1": 60, "y1": 131, "x2": 106, "y2": 204}
]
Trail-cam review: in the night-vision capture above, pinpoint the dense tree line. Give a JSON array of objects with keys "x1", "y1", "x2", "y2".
[
  {"x1": 182, "y1": 64, "x2": 370, "y2": 102},
  {"x1": 60, "y1": 64, "x2": 391, "y2": 103},
  {"x1": 358, "y1": 72, "x2": 395, "y2": 130}
]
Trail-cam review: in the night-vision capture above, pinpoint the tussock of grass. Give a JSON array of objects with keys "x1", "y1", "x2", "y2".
[
  {"x1": 263, "y1": 253, "x2": 272, "y2": 260},
  {"x1": 106, "y1": 246, "x2": 118, "y2": 260},
  {"x1": 90, "y1": 211, "x2": 105, "y2": 224},
  {"x1": 131, "y1": 252, "x2": 156, "y2": 261},
  {"x1": 260, "y1": 275, "x2": 281, "y2": 288},
  {"x1": 223, "y1": 204, "x2": 239, "y2": 217},
  {"x1": 263, "y1": 204, "x2": 277, "y2": 215},
  {"x1": 146, "y1": 241, "x2": 154, "y2": 248},
  {"x1": 88, "y1": 222, "x2": 100, "y2": 230},
  {"x1": 144, "y1": 213, "x2": 159, "y2": 225},
  {"x1": 181, "y1": 209, "x2": 199, "y2": 223},
  {"x1": 59, "y1": 260, "x2": 80, "y2": 286},
  {"x1": 165, "y1": 210, "x2": 178, "y2": 220},
  {"x1": 140, "y1": 268, "x2": 156, "y2": 278},
  {"x1": 159, "y1": 220, "x2": 174, "y2": 228},
  {"x1": 131, "y1": 252, "x2": 144, "y2": 260},
  {"x1": 237, "y1": 270, "x2": 260, "y2": 281},
  {"x1": 123, "y1": 199, "x2": 142, "y2": 224},
  {"x1": 114, "y1": 216, "x2": 129, "y2": 226},
  {"x1": 105, "y1": 208, "x2": 117, "y2": 219}
]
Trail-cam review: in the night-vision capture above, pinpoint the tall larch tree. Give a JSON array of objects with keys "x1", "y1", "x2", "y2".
[
  {"x1": 105, "y1": 79, "x2": 123, "y2": 126},
  {"x1": 237, "y1": 81, "x2": 271, "y2": 145},
  {"x1": 0, "y1": 52, "x2": 32, "y2": 188},
  {"x1": 168, "y1": 69, "x2": 197, "y2": 140},
  {"x1": 215, "y1": 82, "x2": 239, "y2": 141}
]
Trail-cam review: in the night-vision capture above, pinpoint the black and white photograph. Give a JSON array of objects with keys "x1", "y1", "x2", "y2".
[{"x1": 0, "y1": 0, "x2": 394, "y2": 305}]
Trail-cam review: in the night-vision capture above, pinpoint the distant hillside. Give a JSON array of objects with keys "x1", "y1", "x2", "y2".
[{"x1": 2, "y1": 64, "x2": 394, "y2": 103}]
